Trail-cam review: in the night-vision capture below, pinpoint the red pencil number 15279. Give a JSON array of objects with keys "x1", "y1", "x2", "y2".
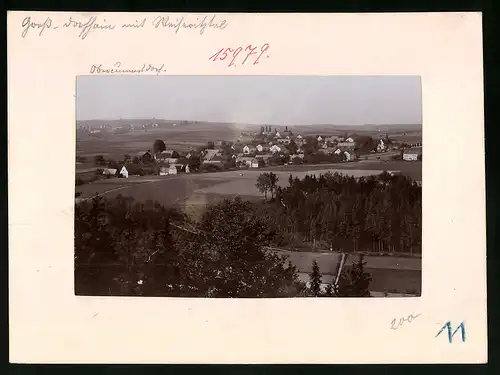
[{"x1": 209, "y1": 44, "x2": 270, "y2": 67}]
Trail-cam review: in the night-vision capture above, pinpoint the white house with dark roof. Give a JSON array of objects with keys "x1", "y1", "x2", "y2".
[
  {"x1": 243, "y1": 145, "x2": 256, "y2": 154},
  {"x1": 403, "y1": 148, "x2": 422, "y2": 161}
]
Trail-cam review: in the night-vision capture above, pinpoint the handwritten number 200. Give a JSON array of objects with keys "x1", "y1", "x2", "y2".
[{"x1": 209, "y1": 44, "x2": 270, "y2": 67}]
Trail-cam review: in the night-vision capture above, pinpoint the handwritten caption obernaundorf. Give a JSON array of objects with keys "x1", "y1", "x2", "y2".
[{"x1": 20, "y1": 14, "x2": 228, "y2": 39}]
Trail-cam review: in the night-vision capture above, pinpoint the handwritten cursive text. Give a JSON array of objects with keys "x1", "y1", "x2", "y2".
[
  {"x1": 20, "y1": 14, "x2": 228, "y2": 39},
  {"x1": 62, "y1": 16, "x2": 116, "y2": 40},
  {"x1": 89, "y1": 62, "x2": 166, "y2": 75},
  {"x1": 21, "y1": 16, "x2": 53, "y2": 38},
  {"x1": 152, "y1": 15, "x2": 227, "y2": 35},
  {"x1": 209, "y1": 44, "x2": 270, "y2": 68},
  {"x1": 390, "y1": 313, "x2": 422, "y2": 330}
]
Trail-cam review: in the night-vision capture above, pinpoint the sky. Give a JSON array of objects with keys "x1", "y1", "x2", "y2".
[{"x1": 76, "y1": 75, "x2": 422, "y2": 126}]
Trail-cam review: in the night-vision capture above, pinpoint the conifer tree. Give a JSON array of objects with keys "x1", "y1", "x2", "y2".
[
  {"x1": 335, "y1": 255, "x2": 372, "y2": 297},
  {"x1": 309, "y1": 260, "x2": 322, "y2": 297}
]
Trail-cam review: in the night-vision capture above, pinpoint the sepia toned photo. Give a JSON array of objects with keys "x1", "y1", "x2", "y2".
[{"x1": 74, "y1": 75, "x2": 423, "y2": 298}]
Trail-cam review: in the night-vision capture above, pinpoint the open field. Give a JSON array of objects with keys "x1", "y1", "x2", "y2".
[
  {"x1": 271, "y1": 249, "x2": 421, "y2": 273},
  {"x1": 273, "y1": 249, "x2": 421, "y2": 295},
  {"x1": 76, "y1": 124, "x2": 248, "y2": 159},
  {"x1": 195, "y1": 168, "x2": 399, "y2": 196},
  {"x1": 296, "y1": 270, "x2": 421, "y2": 296},
  {"x1": 76, "y1": 163, "x2": 421, "y2": 204},
  {"x1": 76, "y1": 162, "x2": 422, "y2": 211}
]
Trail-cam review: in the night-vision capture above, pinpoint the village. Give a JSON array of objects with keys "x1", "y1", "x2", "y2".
[{"x1": 77, "y1": 123, "x2": 423, "y2": 180}]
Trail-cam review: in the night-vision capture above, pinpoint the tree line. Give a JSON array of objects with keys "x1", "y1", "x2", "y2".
[{"x1": 255, "y1": 171, "x2": 422, "y2": 255}]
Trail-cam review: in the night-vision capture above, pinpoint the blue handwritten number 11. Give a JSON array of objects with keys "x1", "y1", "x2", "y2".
[{"x1": 435, "y1": 321, "x2": 466, "y2": 343}]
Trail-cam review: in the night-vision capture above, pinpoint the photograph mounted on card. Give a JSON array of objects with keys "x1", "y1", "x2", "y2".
[{"x1": 8, "y1": 11, "x2": 486, "y2": 364}]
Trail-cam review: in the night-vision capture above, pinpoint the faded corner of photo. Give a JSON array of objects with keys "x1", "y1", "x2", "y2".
[{"x1": 74, "y1": 75, "x2": 422, "y2": 298}]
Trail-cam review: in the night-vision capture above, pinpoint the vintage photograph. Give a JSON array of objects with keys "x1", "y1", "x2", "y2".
[{"x1": 75, "y1": 75, "x2": 422, "y2": 298}]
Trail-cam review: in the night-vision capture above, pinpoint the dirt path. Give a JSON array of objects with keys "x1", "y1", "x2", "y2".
[{"x1": 80, "y1": 179, "x2": 167, "y2": 201}]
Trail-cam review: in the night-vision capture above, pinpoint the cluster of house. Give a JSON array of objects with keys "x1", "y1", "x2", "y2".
[{"x1": 100, "y1": 130, "x2": 422, "y2": 178}]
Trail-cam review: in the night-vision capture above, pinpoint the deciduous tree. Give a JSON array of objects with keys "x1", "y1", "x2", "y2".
[{"x1": 153, "y1": 139, "x2": 166, "y2": 156}]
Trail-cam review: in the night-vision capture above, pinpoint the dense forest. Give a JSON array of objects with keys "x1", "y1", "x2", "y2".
[
  {"x1": 256, "y1": 171, "x2": 422, "y2": 255},
  {"x1": 75, "y1": 171, "x2": 420, "y2": 297},
  {"x1": 77, "y1": 196, "x2": 301, "y2": 297}
]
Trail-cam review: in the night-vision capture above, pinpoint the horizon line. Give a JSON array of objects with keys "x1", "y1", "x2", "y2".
[{"x1": 76, "y1": 118, "x2": 422, "y2": 127}]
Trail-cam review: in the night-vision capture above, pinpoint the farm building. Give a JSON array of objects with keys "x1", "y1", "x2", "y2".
[
  {"x1": 337, "y1": 139, "x2": 356, "y2": 148},
  {"x1": 136, "y1": 151, "x2": 153, "y2": 163},
  {"x1": 236, "y1": 156, "x2": 254, "y2": 167},
  {"x1": 203, "y1": 149, "x2": 222, "y2": 161},
  {"x1": 256, "y1": 154, "x2": 273, "y2": 161},
  {"x1": 325, "y1": 135, "x2": 344, "y2": 143},
  {"x1": 159, "y1": 156, "x2": 179, "y2": 164},
  {"x1": 202, "y1": 155, "x2": 225, "y2": 164},
  {"x1": 157, "y1": 150, "x2": 179, "y2": 161},
  {"x1": 102, "y1": 168, "x2": 117, "y2": 176},
  {"x1": 119, "y1": 166, "x2": 129, "y2": 178},
  {"x1": 165, "y1": 164, "x2": 184, "y2": 175},
  {"x1": 403, "y1": 148, "x2": 422, "y2": 161},
  {"x1": 242, "y1": 145, "x2": 256, "y2": 154}
]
